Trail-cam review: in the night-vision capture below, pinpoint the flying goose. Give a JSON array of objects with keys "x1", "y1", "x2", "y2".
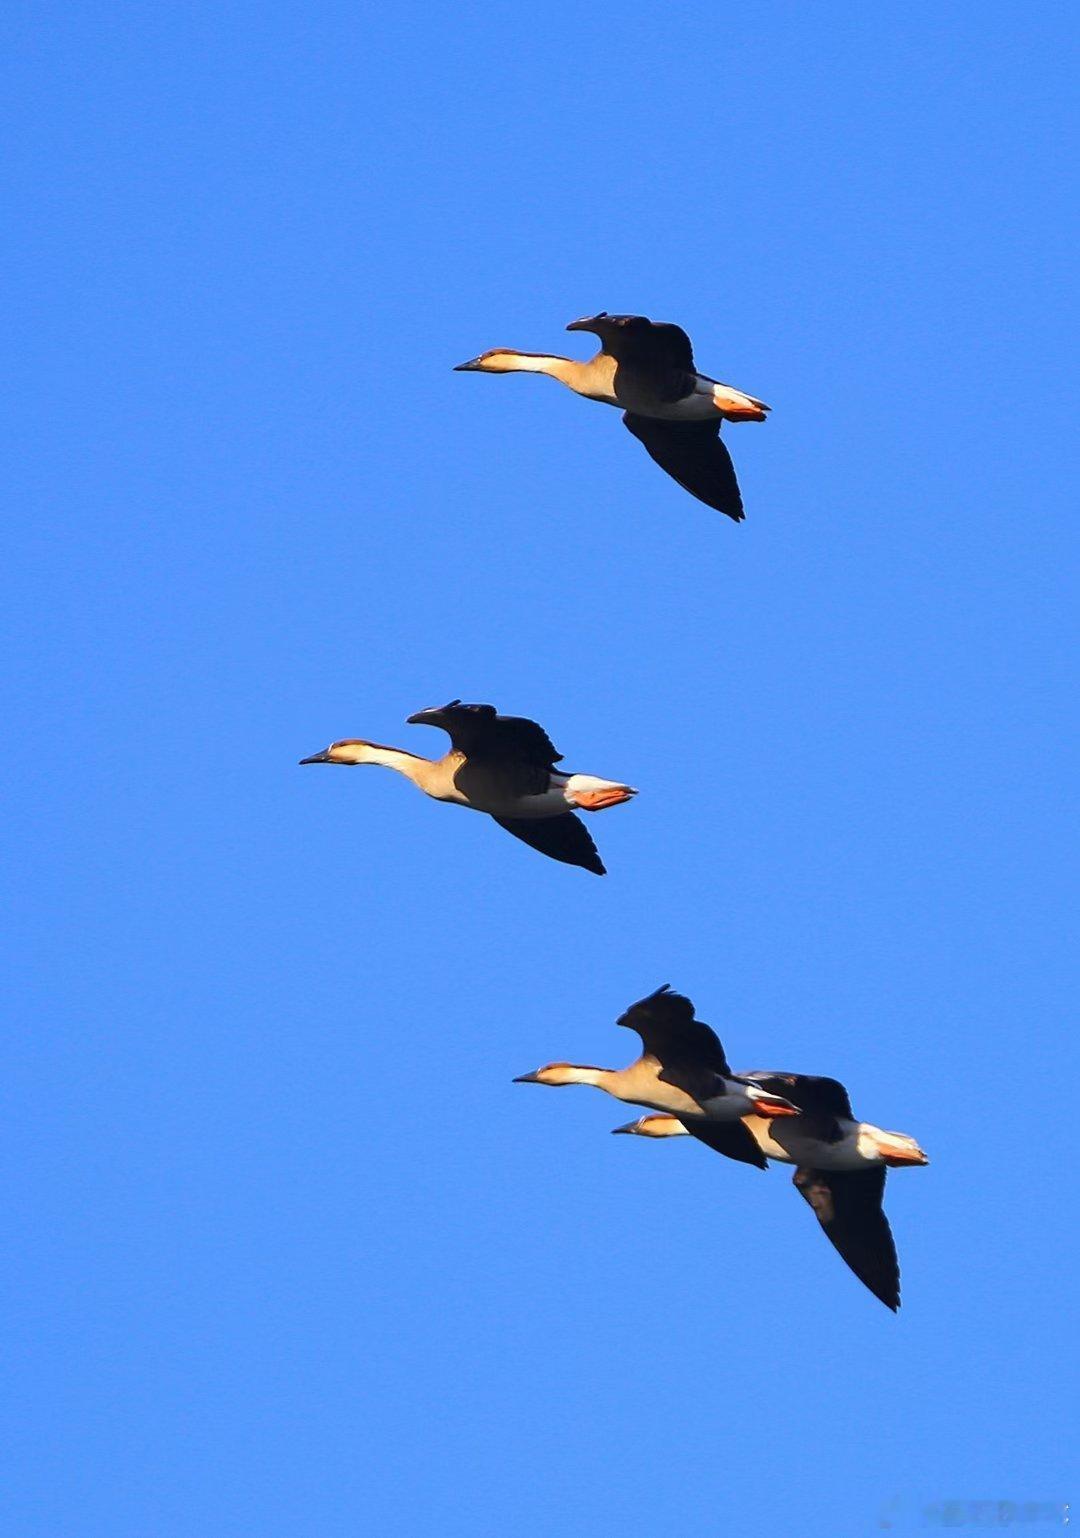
[
  {"x1": 455, "y1": 312, "x2": 769, "y2": 522},
  {"x1": 513, "y1": 985, "x2": 798, "y2": 1156},
  {"x1": 612, "y1": 1074, "x2": 928, "y2": 1311},
  {"x1": 300, "y1": 700, "x2": 635, "y2": 875}
]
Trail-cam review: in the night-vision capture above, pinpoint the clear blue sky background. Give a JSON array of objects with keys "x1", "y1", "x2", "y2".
[{"x1": 3, "y1": 4, "x2": 1076, "y2": 1535}]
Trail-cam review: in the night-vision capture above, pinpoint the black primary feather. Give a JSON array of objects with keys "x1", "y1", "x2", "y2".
[
  {"x1": 492, "y1": 814, "x2": 605, "y2": 875},
  {"x1": 622, "y1": 415, "x2": 745, "y2": 521},
  {"x1": 685, "y1": 1119, "x2": 768, "y2": 1170},
  {"x1": 792, "y1": 1165, "x2": 900, "y2": 1312}
]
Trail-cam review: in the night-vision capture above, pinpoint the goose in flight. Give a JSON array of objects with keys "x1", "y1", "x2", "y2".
[
  {"x1": 455, "y1": 312, "x2": 769, "y2": 522},
  {"x1": 612, "y1": 1073, "x2": 928, "y2": 1311},
  {"x1": 300, "y1": 700, "x2": 635, "y2": 875},
  {"x1": 513, "y1": 985, "x2": 798, "y2": 1153}
]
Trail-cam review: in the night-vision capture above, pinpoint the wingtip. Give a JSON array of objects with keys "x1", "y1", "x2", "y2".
[{"x1": 870, "y1": 1278, "x2": 901, "y2": 1312}]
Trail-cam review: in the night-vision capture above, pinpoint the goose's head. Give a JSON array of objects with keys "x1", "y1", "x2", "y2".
[
  {"x1": 611, "y1": 1115, "x2": 688, "y2": 1138},
  {"x1": 860, "y1": 1126, "x2": 929, "y2": 1167},
  {"x1": 299, "y1": 740, "x2": 376, "y2": 766},
  {"x1": 512, "y1": 1062, "x2": 600, "y2": 1087}
]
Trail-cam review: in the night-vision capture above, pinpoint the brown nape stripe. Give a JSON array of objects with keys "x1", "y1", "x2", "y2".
[{"x1": 354, "y1": 740, "x2": 425, "y2": 756}]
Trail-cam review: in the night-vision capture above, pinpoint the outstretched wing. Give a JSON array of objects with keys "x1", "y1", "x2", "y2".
[
  {"x1": 492, "y1": 813, "x2": 605, "y2": 875},
  {"x1": 408, "y1": 701, "x2": 562, "y2": 766},
  {"x1": 792, "y1": 1166, "x2": 900, "y2": 1311},
  {"x1": 616, "y1": 985, "x2": 732, "y2": 1073},
  {"x1": 685, "y1": 1119, "x2": 768, "y2": 1170},
  {"x1": 622, "y1": 415, "x2": 745, "y2": 522}
]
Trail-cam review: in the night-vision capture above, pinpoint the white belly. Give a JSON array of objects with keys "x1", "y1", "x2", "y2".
[
  {"x1": 433, "y1": 763, "x2": 571, "y2": 818},
  {"x1": 612, "y1": 375, "x2": 767, "y2": 422},
  {"x1": 444, "y1": 781, "x2": 570, "y2": 818},
  {"x1": 748, "y1": 1118, "x2": 872, "y2": 1170},
  {"x1": 444, "y1": 769, "x2": 634, "y2": 820},
  {"x1": 611, "y1": 377, "x2": 718, "y2": 421},
  {"x1": 506, "y1": 772, "x2": 633, "y2": 819},
  {"x1": 644, "y1": 389, "x2": 723, "y2": 422},
  {"x1": 501, "y1": 783, "x2": 577, "y2": 819}
]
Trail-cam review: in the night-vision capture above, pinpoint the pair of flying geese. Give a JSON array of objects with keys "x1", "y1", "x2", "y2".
[
  {"x1": 303, "y1": 313, "x2": 763, "y2": 873},
  {"x1": 301, "y1": 315, "x2": 928, "y2": 1308},
  {"x1": 516, "y1": 985, "x2": 928, "y2": 1312}
]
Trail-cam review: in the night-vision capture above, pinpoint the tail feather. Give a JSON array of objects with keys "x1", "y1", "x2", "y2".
[
  {"x1": 564, "y1": 775, "x2": 638, "y2": 812},
  {"x1": 712, "y1": 385, "x2": 770, "y2": 422}
]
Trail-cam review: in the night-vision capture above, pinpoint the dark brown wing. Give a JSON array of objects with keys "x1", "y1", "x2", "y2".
[
  {"x1": 643, "y1": 321, "x2": 695, "y2": 372},
  {"x1": 792, "y1": 1166, "x2": 900, "y2": 1311},
  {"x1": 598, "y1": 316, "x2": 695, "y2": 372},
  {"x1": 616, "y1": 985, "x2": 732, "y2": 1073},
  {"x1": 603, "y1": 318, "x2": 697, "y2": 403},
  {"x1": 622, "y1": 415, "x2": 745, "y2": 522},
  {"x1": 408, "y1": 702, "x2": 562, "y2": 766},
  {"x1": 791, "y1": 1076, "x2": 856, "y2": 1122},
  {"x1": 492, "y1": 813, "x2": 604, "y2": 875},
  {"x1": 685, "y1": 1119, "x2": 768, "y2": 1170}
]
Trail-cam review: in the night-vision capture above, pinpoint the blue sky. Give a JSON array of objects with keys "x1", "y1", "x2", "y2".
[{"x1": 3, "y1": 3, "x2": 1076, "y2": 1534}]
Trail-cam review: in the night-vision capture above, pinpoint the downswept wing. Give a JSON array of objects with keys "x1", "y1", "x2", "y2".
[
  {"x1": 492, "y1": 813, "x2": 605, "y2": 875},
  {"x1": 622, "y1": 415, "x2": 745, "y2": 522},
  {"x1": 685, "y1": 1118, "x2": 768, "y2": 1170},
  {"x1": 792, "y1": 1166, "x2": 900, "y2": 1312},
  {"x1": 616, "y1": 985, "x2": 732, "y2": 1074}
]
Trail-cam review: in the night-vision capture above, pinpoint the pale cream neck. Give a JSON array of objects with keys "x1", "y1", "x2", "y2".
[
  {"x1": 562, "y1": 1065, "x2": 617, "y2": 1090},
  {"x1": 488, "y1": 351, "x2": 608, "y2": 396},
  {"x1": 357, "y1": 744, "x2": 434, "y2": 784}
]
